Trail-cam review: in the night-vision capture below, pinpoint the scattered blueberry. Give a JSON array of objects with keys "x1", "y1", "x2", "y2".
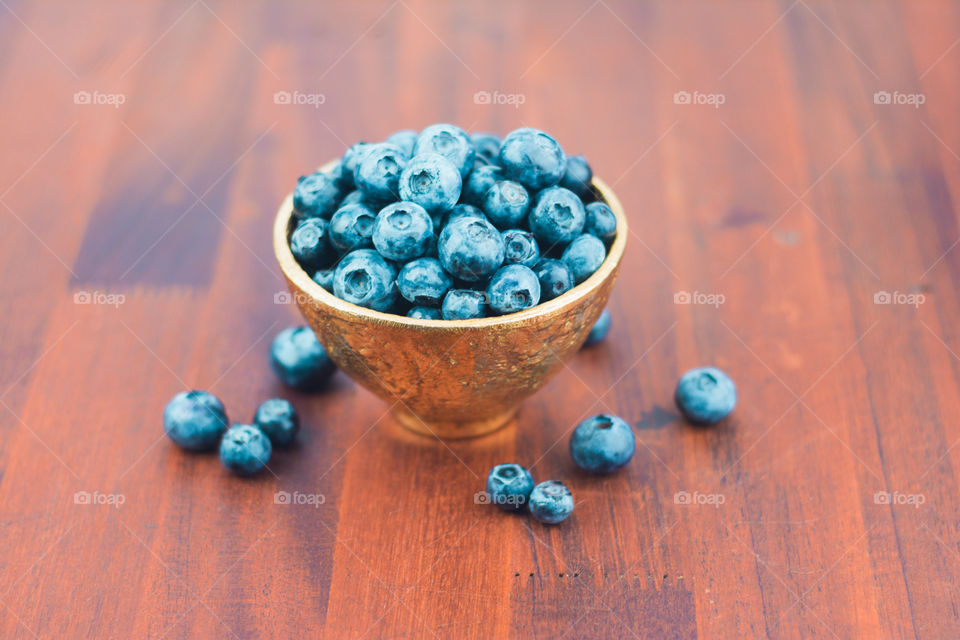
[
  {"x1": 438, "y1": 216, "x2": 505, "y2": 282},
  {"x1": 487, "y1": 264, "x2": 541, "y2": 315},
  {"x1": 441, "y1": 289, "x2": 487, "y2": 320},
  {"x1": 385, "y1": 129, "x2": 418, "y2": 157},
  {"x1": 333, "y1": 249, "x2": 398, "y2": 312},
  {"x1": 163, "y1": 390, "x2": 229, "y2": 451},
  {"x1": 340, "y1": 142, "x2": 372, "y2": 190},
  {"x1": 407, "y1": 306, "x2": 442, "y2": 320},
  {"x1": 462, "y1": 164, "x2": 503, "y2": 206},
  {"x1": 483, "y1": 180, "x2": 530, "y2": 229},
  {"x1": 397, "y1": 257, "x2": 453, "y2": 307},
  {"x1": 355, "y1": 143, "x2": 407, "y2": 204},
  {"x1": 290, "y1": 218, "x2": 332, "y2": 270},
  {"x1": 533, "y1": 258, "x2": 575, "y2": 301},
  {"x1": 501, "y1": 229, "x2": 539, "y2": 267},
  {"x1": 584, "y1": 202, "x2": 617, "y2": 242},
  {"x1": 414, "y1": 123, "x2": 476, "y2": 178},
  {"x1": 219, "y1": 424, "x2": 272, "y2": 476},
  {"x1": 498, "y1": 128, "x2": 566, "y2": 190},
  {"x1": 398, "y1": 153, "x2": 462, "y2": 215},
  {"x1": 312, "y1": 268, "x2": 335, "y2": 291},
  {"x1": 486, "y1": 463, "x2": 535, "y2": 511},
  {"x1": 583, "y1": 309, "x2": 611, "y2": 347},
  {"x1": 471, "y1": 132, "x2": 501, "y2": 163},
  {"x1": 528, "y1": 481, "x2": 574, "y2": 524},
  {"x1": 253, "y1": 398, "x2": 300, "y2": 446},
  {"x1": 372, "y1": 201, "x2": 433, "y2": 262},
  {"x1": 529, "y1": 186, "x2": 586, "y2": 247},
  {"x1": 569, "y1": 414, "x2": 635, "y2": 473},
  {"x1": 560, "y1": 154, "x2": 593, "y2": 199},
  {"x1": 329, "y1": 203, "x2": 376, "y2": 252},
  {"x1": 561, "y1": 234, "x2": 606, "y2": 284},
  {"x1": 293, "y1": 171, "x2": 341, "y2": 219},
  {"x1": 442, "y1": 203, "x2": 486, "y2": 228},
  {"x1": 270, "y1": 326, "x2": 337, "y2": 392},
  {"x1": 675, "y1": 367, "x2": 737, "y2": 425}
]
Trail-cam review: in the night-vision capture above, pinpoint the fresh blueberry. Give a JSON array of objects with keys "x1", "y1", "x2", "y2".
[
  {"x1": 354, "y1": 143, "x2": 407, "y2": 204},
  {"x1": 487, "y1": 264, "x2": 541, "y2": 315},
  {"x1": 675, "y1": 367, "x2": 737, "y2": 425},
  {"x1": 498, "y1": 128, "x2": 566, "y2": 190},
  {"x1": 501, "y1": 229, "x2": 539, "y2": 267},
  {"x1": 333, "y1": 249, "x2": 398, "y2": 312},
  {"x1": 293, "y1": 171, "x2": 342, "y2": 220},
  {"x1": 483, "y1": 180, "x2": 531, "y2": 229},
  {"x1": 329, "y1": 203, "x2": 376, "y2": 252},
  {"x1": 312, "y1": 268, "x2": 335, "y2": 291},
  {"x1": 559, "y1": 154, "x2": 593, "y2": 199},
  {"x1": 569, "y1": 414, "x2": 635, "y2": 473},
  {"x1": 471, "y1": 132, "x2": 501, "y2": 163},
  {"x1": 414, "y1": 123, "x2": 475, "y2": 178},
  {"x1": 253, "y1": 398, "x2": 299, "y2": 446},
  {"x1": 372, "y1": 201, "x2": 433, "y2": 262},
  {"x1": 533, "y1": 258, "x2": 575, "y2": 301},
  {"x1": 339, "y1": 189, "x2": 365, "y2": 208},
  {"x1": 442, "y1": 203, "x2": 487, "y2": 228},
  {"x1": 486, "y1": 463, "x2": 534, "y2": 511},
  {"x1": 441, "y1": 289, "x2": 487, "y2": 320},
  {"x1": 163, "y1": 390, "x2": 229, "y2": 451},
  {"x1": 270, "y1": 326, "x2": 337, "y2": 391},
  {"x1": 397, "y1": 257, "x2": 452, "y2": 307},
  {"x1": 407, "y1": 306, "x2": 442, "y2": 320},
  {"x1": 385, "y1": 129, "x2": 418, "y2": 157},
  {"x1": 462, "y1": 164, "x2": 503, "y2": 206},
  {"x1": 529, "y1": 186, "x2": 586, "y2": 247},
  {"x1": 340, "y1": 142, "x2": 373, "y2": 190},
  {"x1": 438, "y1": 216, "x2": 505, "y2": 282},
  {"x1": 219, "y1": 424, "x2": 272, "y2": 476},
  {"x1": 528, "y1": 481, "x2": 574, "y2": 524},
  {"x1": 290, "y1": 218, "x2": 332, "y2": 270},
  {"x1": 399, "y1": 153, "x2": 462, "y2": 215},
  {"x1": 584, "y1": 202, "x2": 617, "y2": 242},
  {"x1": 561, "y1": 234, "x2": 606, "y2": 284},
  {"x1": 583, "y1": 309, "x2": 611, "y2": 347}
]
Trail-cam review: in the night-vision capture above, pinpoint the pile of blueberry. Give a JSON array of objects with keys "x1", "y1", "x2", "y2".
[{"x1": 288, "y1": 125, "x2": 617, "y2": 319}]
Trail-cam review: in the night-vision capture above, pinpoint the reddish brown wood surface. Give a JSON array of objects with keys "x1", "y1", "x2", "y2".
[{"x1": 2, "y1": 1, "x2": 959, "y2": 637}]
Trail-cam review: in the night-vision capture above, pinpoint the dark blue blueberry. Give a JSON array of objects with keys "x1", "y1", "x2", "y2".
[
  {"x1": 533, "y1": 258, "x2": 575, "y2": 301},
  {"x1": 270, "y1": 326, "x2": 337, "y2": 391},
  {"x1": 442, "y1": 204, "x2": 486, "y2": 228},
  {"x1": 487, "y1": 264, "x2": 541, "y2": 315},
  {"x1": 559, "y1": 154, "x2": 593, "y2": 199},
  {"x1": 438, "y1": 216, "x2": 505, "y2": 282},
  {"x1": 338, "y1": 189, "x2": 366, "y2": 208},
  {"x1": 329, "y1": 203, "x2": 376, "y2": 252},
  {"x1": 561, "y1": 234, "x2": 606, "y2": 284},
  {"x1": 528, "y1": 481, "x2": 574, "y2": 524},
  {"x1": 253, "y1": 398, "x2": 299, "y2": 446},
  {"x1": 471, "y1": 132, "x2": 501, "y2": 164},
  {"x1": 501, "y1": 229, "x2": 539, "y2": 267},
  {"x1": 441, "y1": 289, "x2": 487, "y2": 320},
  {"x1": 498, "y1": 128, "x2": 566, "y2": 190},
  {"x1": 293, "y1": 171, "x2": 342, "y2": 219},
  {"x1": 399, "y1": 153, "x2": 462, "y2": 215},
  {"x1": 483, "y1": 180, "x2": 531, "y2": 229},
  {"x1": 485, "y1": 463, "x2": 534, "y2": 511},
  {"x1": 290, "y1": 218, "x2": 332, "y2": 270},
  {"x1": 372, "y1": 201, "x2": 434, "y2": 262},
  {"x1": 397, "y1": 257, "x2": 452, "y2": 307},
  {"x1": 407, "y1": 306, "x2": 442, "y2": 320},
  {"x1": 385, "y1": 129, "x2": 418, "y2": 157},
  {"x1": 355, "y1": 143, "x2": 407, "y2": 204},
  {"x1": 584, "y1": 202, "x2": 617, "y2": 242},
  {"x1": 219, "y1": 424, "x2": 272, "y2": 476},
  {"x1": 529, "y1": 186, "x2": 586, "y2": 247},
  {"x1": 462, "y1": 164, "x2": 503, "y2": 206},
  {"x1": 414, "y1": 123, "x2": 475, "y2": 178},
  {"x1": 312, "y1": 268, "x2": 335, "y2": 291},
  {"x1": 675, "y1": 367, "x2": 737, "y2": 425},
  {"x1": 569, "y1": 414, "x2": 635, "y2": 473},
  {"x1": 163, "y1": 390, "x2": 228, "y2": 451},
  {"x1": 333, "y1": 249, "x2": 398, "y2": 312},
  {"x1": 583, "y1": 309, "x2": 611, "y2": 347},
  {"x1": 340, "y1": 142, "x2": 373, "y2": 190}
]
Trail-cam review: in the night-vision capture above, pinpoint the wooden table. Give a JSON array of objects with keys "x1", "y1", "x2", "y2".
[{"x1": 1, "y1": 1, "x2": 958, "y2": 637}]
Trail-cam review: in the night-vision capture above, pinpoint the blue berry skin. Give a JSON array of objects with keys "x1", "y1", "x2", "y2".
[
  {"x1": 397, "y1": 257, "x2": 453, "y2": 307},
  {"x1": 561, "y1": 234, "x2": 606, "y2": 284},
  {"x1": 333, "y1": 249, "x2": 399, "y2": 312},
  {"x1": 329, "y1": 203, "x2": 376, "y2": 252},
  {"x1": 501, "y1": 229, "x2": 540, "y2": 267},
  {"x1": 483, "y1": 180, "x2": 531, "y2": 229},
  {"x1": 354, "y1": 143, "x2": 407, "y2": 204},
  {"x1": 385, "y1": 129, "x2": 418, "y2": 157},
  {"x1": 441, "y1": 289, "x2": 487, "y2": 320},
  {"x1": 675, "y1": 367, "x2": 737, "y2": 425},
  {"x1": 372, "y1": 201, "x2": 434, "y2": 262},
  {"x1": 339, "y1": 190, "x2": 365, "y2": 208},
  {"x1": 462, "y1": 164, "x2": 503, "y2": 206},
  {"x1": 533, "y1": 258, "x2": 575, "y2": 302},
  {"x1": 471, "y1": 132, "x2": 502, "y2": 163},
  {"x1": 498, "y1": 128, "x2": 566, "y2": 190},
  {"x1": 408, "y1": 306, "x2": 442, "y2": 320},
  {"x1": 270, "y1": 326, "x2": 337, "y2": 392},
  {"x1": 528, "y1": 481, "x2": 574, "y2": 524},
  {"x1": 584, "y1": 202, "x2": 617, "y2": 242},
  {"x1": 290, "y1": 218, "x2": 333, "y2": 270},
  {"x1": 312, "y1": 268, "x2": 335, "y2": 291},
  {"x1": 438, "y1": 216, "x2": 505, "y2": 282},
  {"x1": 253, "y1": 398, "x2": 300, "y2": 446},
  {"x1": 529, "y1": 186, "x2": 586, "y2": 247},
  {"x1": 340, "y1": 142, "x2": 373, "y2": 190},
  {"x1": 219, "y1": 424, "x2": 272, "y2": 476},
  {"x1": 399, "y1": 153, "x2": 463, "y2": 215},
  {"x1": 414, "y1": 123, "x2": 476, "y2": 178},
  {"x1": 486, "y1": 463, "x2": 535, "y2": 511},
  {"x1": 569, "y1": 414, "x2": 635, "y2": 473},
  {"x1": 583, "y1": 309, "x2": 611, "y2": 347},
  {"x1": 293, "y1": 171, "x2": 342, "y2": 220},
  {"x1": 163, "y1": 390, "x2": 229, "y2": 451},
  {"x1": 487, "y1": 264, "x2": 541, "y2": 315},
  {"x1": 442, "y1": 204, "x2": 486, "y2": 228},
  {"x1": 560, "y1": 154, "x2": 593, "y2": 199}
]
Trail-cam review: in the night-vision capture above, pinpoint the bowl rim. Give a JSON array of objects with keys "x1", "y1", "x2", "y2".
[{"x1": 273, "y1": 163, "x2": 628, "y2": 329}]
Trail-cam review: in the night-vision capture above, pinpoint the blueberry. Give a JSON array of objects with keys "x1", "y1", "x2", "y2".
[
  {"x1": 498, "y1": 128, "x2": 566, "y2": 190},
  {"x1": 253, "y1": 398, "x2": 299, "y2": 446},
  {"x1": 438, "y1": 216, "x2": 505, "y2": 282},
  {"x1": 529, "y1": 186, "x2": 586, "y2": 247},
  {"x1": 290, "y1": 218, "x2": 332, "y2": 270},
  {"x1": 385, "y1": 129, "x2": 418, "y2": 157},
  {"x1": 340, "y1": 142, "x2": 373, "y2": 190},
  {"x1": 399, "y1": 153, "x2": 463, "y2": 215},
  {"x1": 462, "y1": 164, "x2": 503, "y2": 206},
  {"x1": 333, "y1": 249, "x2": 398, "y2": 311},
  {"x1": 675, "y1": 367, "x2": 737, "y2": 425},
  {"x1": 487, "y1": 264, "x2": 541, "y2": 315},
  {"x1": 486, "y1": 463, "x2": 534, "y2": 511},
  {"x1": 483, "y1": 180, "x2": 531, "y2": 229},
  {"x1": 372, "y1": 201, "x2": 434, "y2": 262},
  {"x1": 312, "y1": 268, "x2": 335, "y2": 291},
  {"x1": 533, "y1": 258, "x2": 575, "y2": 301},
  {"x1": 414, "y1": 123, "x2": 475, "y2": 178},
  {"x1": 293, "y1": 171, "x2": 342, "y2": 220},
  {"x1": 329, "y1": 203, "x2": 376, "y2": 252},
  {"x1": 441, "y1": 289, "x2": 487, "y2": 320},
  {"x1": 471, "y1": 132, "x2": 501, "y2": 164},
  {"x1": 528, "y1": 481, "x2": 574, "y2": 524},
  {"x1": 501, "y1": 229, "x2": 539, "y2": 267},
  {"x1": 270, "y1": 326, "x2": 337, "y2": 391},
  {"x1": 354, "y1": 143, "x2": 407, "y2": 204},
  {"x1": 163, "y1": 390, "x2": 229, "y2": 451},
  {"x1": 569, "y1": 414, "x2": 635, "y2": 473},
  {"x1": 561, "y1": 234, "x2": 606, "y2": 284},
  {"x1": 583, "y1": 309, "x2": 611, "y2": 347},
  {"x1": 397, "y1": 257, "x2": 452, "y2": 306},
  {"x1": 584, "y1": 202, "x2": 617, "y2": 242},
  {"x1": 560, "y1": 154, "x2": 593, "y2": 199},
  {"x1": 442, "y1": 203, "x2": 487, "y2": 228},
  {"x1": 407, "y1": 306, "x2": 442, "y2": 320},
  {"x1": 338, "y1": 190, "x2": 366, "y2": 208},
  {"x1": 219, "y1": 424, "x2": 272, "y2": 476}
]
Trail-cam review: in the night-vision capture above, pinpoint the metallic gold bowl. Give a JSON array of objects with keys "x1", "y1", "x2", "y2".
[{"x1": 273, "y1": 166, "x2": 627, "y2": 439}]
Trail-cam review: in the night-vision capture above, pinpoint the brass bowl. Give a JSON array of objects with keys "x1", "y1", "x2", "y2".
[{"x1": 273, "y1": 167, "x2": 627, "y2": 439}]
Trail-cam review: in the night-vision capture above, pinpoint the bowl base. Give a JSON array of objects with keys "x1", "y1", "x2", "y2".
[{"x1": 391, "y1": 405, "x2": 517, "y2": 439}]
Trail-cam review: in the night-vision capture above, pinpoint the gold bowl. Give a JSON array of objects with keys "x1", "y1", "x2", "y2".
[{"x1": 273, "y1": 166, "x2": 627, "y2": 439}]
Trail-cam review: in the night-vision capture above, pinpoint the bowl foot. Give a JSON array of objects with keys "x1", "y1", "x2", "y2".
[{"x1": 391, "y1": 405, "x2": 517, "y2": 439}]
